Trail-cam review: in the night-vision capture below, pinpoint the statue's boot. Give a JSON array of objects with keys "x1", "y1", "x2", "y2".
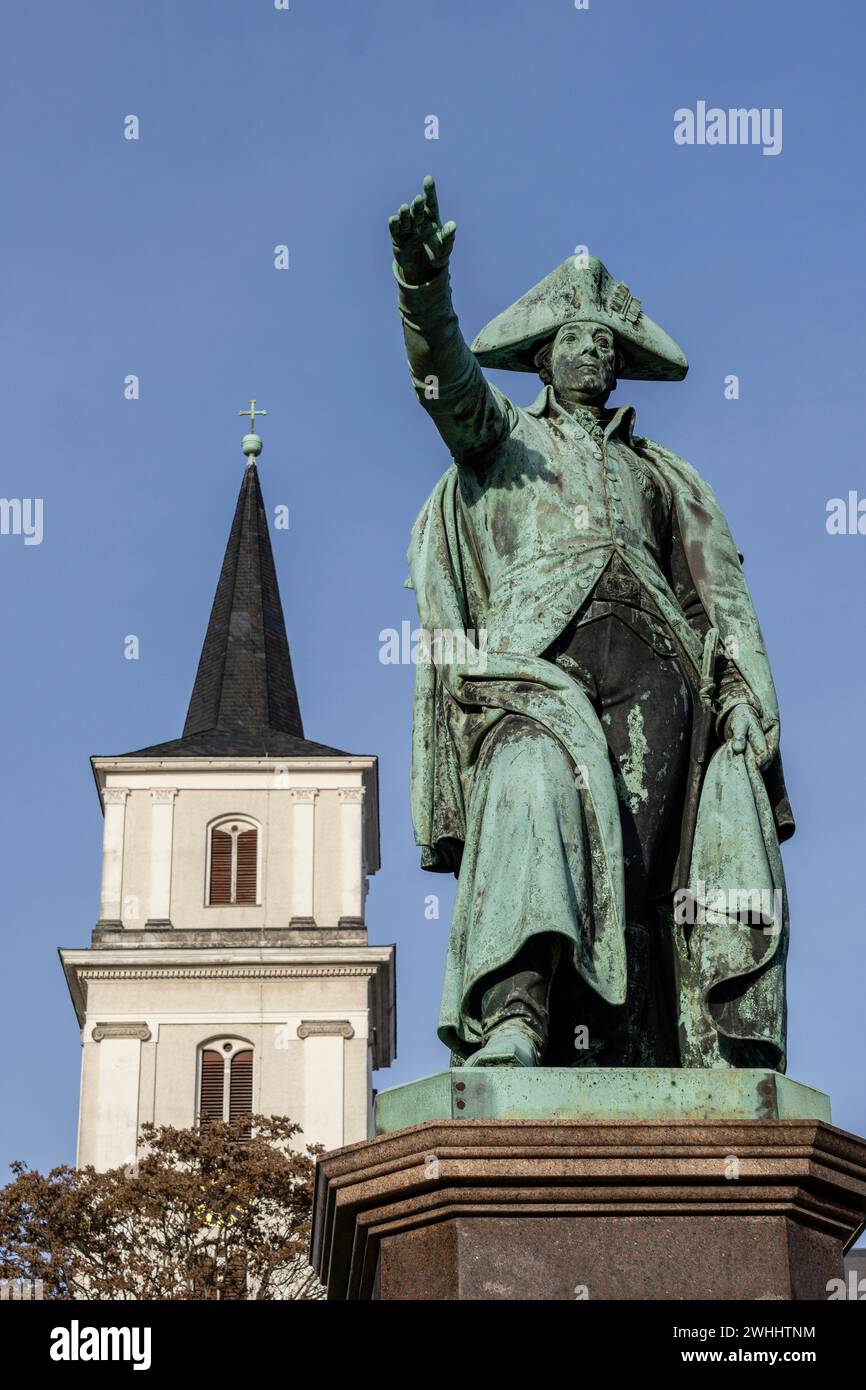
[{"x1": 466, "y1": 967, "x2": 550, "y2": 1068}]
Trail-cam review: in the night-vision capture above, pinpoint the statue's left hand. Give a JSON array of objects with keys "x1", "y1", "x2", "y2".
[{"x1": 723, "y1": 703, "x2": 770, "y2": 768}]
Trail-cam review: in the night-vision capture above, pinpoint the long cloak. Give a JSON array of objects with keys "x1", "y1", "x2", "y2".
[{"x1": 407, "y1": 430, "x2": 793, "y2": 1069}]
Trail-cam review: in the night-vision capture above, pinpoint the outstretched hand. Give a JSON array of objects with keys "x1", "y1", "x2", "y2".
[{"x1": 389, "y1": 176, "x2": 457, "y2": 286}]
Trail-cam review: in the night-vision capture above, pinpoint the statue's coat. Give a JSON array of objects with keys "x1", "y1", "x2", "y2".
[{"x1": 407, "y1": 390, "x2": 792, "y2": 1068}]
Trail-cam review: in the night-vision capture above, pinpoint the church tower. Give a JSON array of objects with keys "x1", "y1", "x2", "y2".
[{"x1": 60, "y1": 418, "x2": 395, "y2": 1171}]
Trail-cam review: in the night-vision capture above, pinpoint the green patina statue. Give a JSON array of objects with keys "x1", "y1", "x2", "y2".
[{"x1": 390, "y1": 178, "x2": 793, "y2": 1072}]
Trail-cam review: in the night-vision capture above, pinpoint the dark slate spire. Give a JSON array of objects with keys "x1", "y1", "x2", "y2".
[
  {"x1": 183, "y1": 460, "x2": 303, "y2": 741},
  {"x1": 122, "y1": 457, "x2": 349, "y2": 759}
]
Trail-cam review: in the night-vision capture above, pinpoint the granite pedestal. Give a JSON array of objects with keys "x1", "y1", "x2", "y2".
[{"x1": 310, "y1": 1070, "x2": 866, "y2": 1300}]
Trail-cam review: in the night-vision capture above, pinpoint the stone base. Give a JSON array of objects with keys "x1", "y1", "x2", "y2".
[
  {"x1": 311, "y1": 1113, "x2": 866, "y2": 1300},
  {"x1": 374, "y1": 1068, "x2": 832, "y2": 1130}
]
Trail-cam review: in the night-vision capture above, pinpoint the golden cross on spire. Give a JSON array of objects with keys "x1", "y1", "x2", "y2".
[{"x1": 239, "y1": 399, "x2": 267, "y2": 432}]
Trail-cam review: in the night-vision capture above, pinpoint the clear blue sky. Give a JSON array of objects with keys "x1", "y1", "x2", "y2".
[{"x1": 1, "y1": 0, "x2": 864, "y2": 1174}]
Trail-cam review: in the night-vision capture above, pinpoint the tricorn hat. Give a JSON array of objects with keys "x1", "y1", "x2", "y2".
[{"x1": 470, "y1": 255, "x2": 688, "y2": 381}]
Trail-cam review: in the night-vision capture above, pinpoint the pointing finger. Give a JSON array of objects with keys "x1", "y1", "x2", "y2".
[{"x1": 423, "y1": 175, "x2": 440, "y2": 223}]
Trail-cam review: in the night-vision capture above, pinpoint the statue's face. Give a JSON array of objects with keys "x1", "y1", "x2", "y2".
[{"x1": 551, "y1": 321, "x2": 617, "y2": 403}]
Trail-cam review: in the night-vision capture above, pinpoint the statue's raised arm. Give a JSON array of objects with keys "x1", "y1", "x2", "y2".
[{"x1": 389, "y1": 177, "x2": 512, "y2": 462}]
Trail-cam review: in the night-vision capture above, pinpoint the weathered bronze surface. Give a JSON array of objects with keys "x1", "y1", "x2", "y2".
[
  {"x1": 373, "y1": 1069, "x2": 831, "y2": 1132},
  {"x1": 390, "y1": 178, "x2": 793, "y2": 1072}
]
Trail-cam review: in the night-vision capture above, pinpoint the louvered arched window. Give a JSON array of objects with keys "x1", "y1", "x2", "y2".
[
  {"x1": 199, "y1": 1040, "x2": 254, "y2": 1136},
  {"x1": 207, "y1": 818, "x2": 259, "y2": 906}
]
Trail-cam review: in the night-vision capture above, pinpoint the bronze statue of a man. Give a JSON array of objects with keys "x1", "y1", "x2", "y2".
[{"x1": 390, "y1": 178, "x2": 793, "y2": 1072}]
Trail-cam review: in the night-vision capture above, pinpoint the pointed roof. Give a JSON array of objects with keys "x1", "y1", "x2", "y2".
[{"x1": 121, "y1": 461, "x2": 349, "y2": 759}]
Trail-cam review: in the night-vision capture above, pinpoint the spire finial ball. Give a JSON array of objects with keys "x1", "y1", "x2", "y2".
[{"x1": 239, "y1": 400, "x2": 267, "y2": 462}]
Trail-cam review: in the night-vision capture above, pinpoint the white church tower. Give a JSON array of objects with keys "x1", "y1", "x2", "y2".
[{"x1": 60, "y1": 418, "x2": 395, "y2": 1171}]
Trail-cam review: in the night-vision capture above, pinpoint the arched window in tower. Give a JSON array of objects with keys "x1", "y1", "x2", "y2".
[
  {"x1": 198, "y1": 1040, "x2": 254, "y2": 1137},
  {"x1": 207, "y1": 818, "x2": 259, "y2": 906}
]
